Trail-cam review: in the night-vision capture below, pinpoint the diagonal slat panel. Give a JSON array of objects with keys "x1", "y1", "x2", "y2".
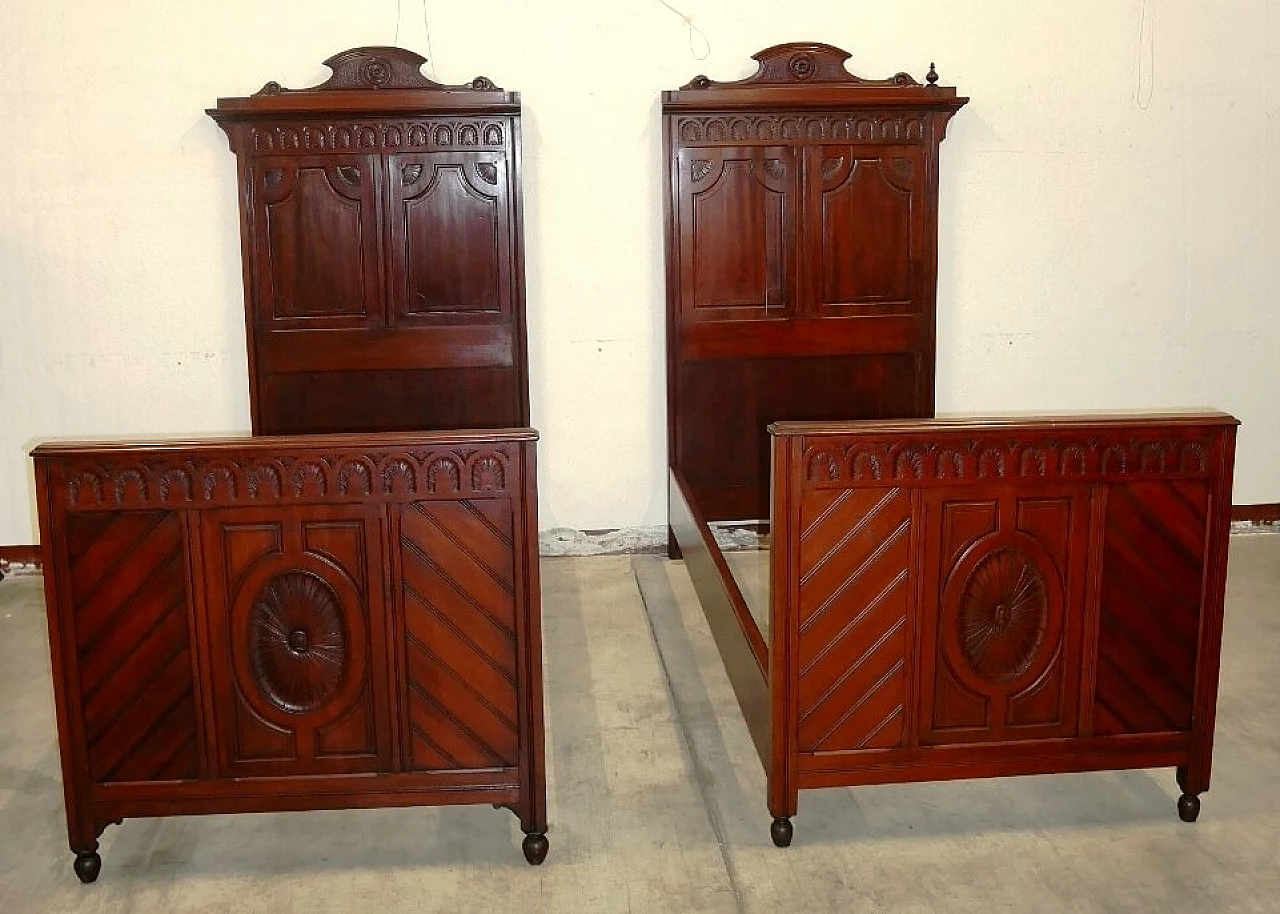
[
  {"x1": 66, "y1": 511, "x2": 198, "y2": 784},
  {"x1": 796, "y1": 488, "x2": 911, "y2": 754},
  {"x1": 1095, "y1": 481, "x2": 1206, "y2": 735},
  {"x1": 400, "y1": 500, "x2": 518, "y2": 771}
]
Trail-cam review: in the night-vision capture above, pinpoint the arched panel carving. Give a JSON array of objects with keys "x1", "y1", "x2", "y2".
[
  {"x1": 262, "y1": 161, "x2": 371, "y2": 320},
  {"x1": 818, "y1": 157, "x2": 914, "y2": 307},
  {"x1": 683, "y1": 147, "x2": 794, "y2": 316},
  {"x1": 391, "y1": 158, "x2": 506, "y2": 317}
]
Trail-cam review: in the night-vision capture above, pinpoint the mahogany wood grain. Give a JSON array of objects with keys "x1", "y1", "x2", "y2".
[
  {"x1": 753, "y1": 413, "x2": 1237, "y2": 836},
  {"x1": 33, "y1": 428, "x2": 548, "y2": 877},
  {"x1": 669, "y1": 468, "x2": 770, "y2": 768},
  {"x1": 664, "y1": 43, "x2": 967, "y2": 526},
  {"x1": 209, "y1": 48, "x2": 529, "y2": 435}
]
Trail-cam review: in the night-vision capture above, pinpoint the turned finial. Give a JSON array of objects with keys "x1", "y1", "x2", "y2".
[{"x1": 927, "y1": 62, "x2": 939, "y2": 86}]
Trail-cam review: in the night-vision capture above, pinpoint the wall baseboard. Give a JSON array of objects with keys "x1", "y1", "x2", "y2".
[
  {"x1": 1230, "y1": 504, "x2": 1280, "y2": 524},
  {"x1": 0, "y1": 545, "x2": 40, "y2": 564},
  {"x1": 0, "y1": 545, "x2": 42, "y2": 577}
]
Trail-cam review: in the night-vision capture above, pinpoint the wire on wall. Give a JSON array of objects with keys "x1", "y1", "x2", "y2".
[
  {"x1": 392, "y1": 0, "x2": 438, "y2": 77},
  {"x1": 655, "y1": 0, "x2": 711, "y2": 61},
  {"x1": 1135, "y1": 0, "x2": 1155, "y2": 110}
]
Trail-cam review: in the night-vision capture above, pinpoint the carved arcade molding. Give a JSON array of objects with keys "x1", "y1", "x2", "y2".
[
  {"x1": 800, "y1": 434, "x2": 1216, "y2": 488},
  {"x1": 55, "y1": 446, "x2": 516, "y2": 510},
  {"x1": 677, "y1": 113, "x2": 929, "y2": 146},
  {"x1": 250, "y1": 120, "x2": 508, "y2": 153}
]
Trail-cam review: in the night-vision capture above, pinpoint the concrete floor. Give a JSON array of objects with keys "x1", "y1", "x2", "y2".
[{"x1": 0, "y1": 536, "x2": 1278, "y2": 912}]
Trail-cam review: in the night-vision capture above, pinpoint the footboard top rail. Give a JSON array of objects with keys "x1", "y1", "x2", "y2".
[
  {"x1": 32, "y1": 428, "x2": 538, "y2": 512},
  {"x1": 769, "y1": 411, "x2": 1238, "y2": 490}
]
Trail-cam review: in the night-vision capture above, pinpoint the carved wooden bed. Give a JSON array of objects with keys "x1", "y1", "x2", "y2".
[
  {"x1": 36, "y1": 430, "x2": 547, "y2": 880},
  {"x1": 663, "y1": 45, "x2": 1238, "y2": 846},
  {"x1": 37, "y1": 49, "x2": 548, "y2": 882}
]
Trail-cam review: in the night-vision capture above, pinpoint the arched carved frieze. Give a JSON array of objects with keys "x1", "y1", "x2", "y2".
[
  {"x1": 977, "y1": 447, "x2": 1007, "y2": 478},
  {"x1": 157, "y1": 467, "x2": 194, "y2": 503},
  {"x1": 1018, "y1": 447, "x2": 1048, "y2": 478},
  {"x1": 291, "y1": 461, "x2": 329, "y2": 499},
  {"x1": 245, "y1": 462, "x2": 283, "y2": 499},
  {"x1": 202, "y1": 462, "x2": 240, "y2": 501},
  {"x1": 426, "y1": 456, "x2": 462, "y2": 494},
  {"x1": 56, "y1": 446, "x2": 518, "y2": 509},
  {"x1": 892, "y1": 447, "x2": 925, "y2": 480},
  {"x1": 379, "y1": 457, "x2": 418, "y2": 495},
  {"x1": 111, "y1": 469, "x2": 148, "y2": 504},
  {"x1": 250, "y1": 120, "x2": 506, "y2": 153},
  {"x1": 794, "y1": 435, "x2": 1218, "y2": 490},
  {"x1": 336, "y1": 460, "x2": 374, "y2": 496},
  {"x1": 674, "y1": 113, "x2": 928, "y2": 147},
  {"x1": 806, "y1": 449, "x2": 841, "y2": 483},
  {"x1": 468, "y1": 452, "x2": 507, "y2": 492}
]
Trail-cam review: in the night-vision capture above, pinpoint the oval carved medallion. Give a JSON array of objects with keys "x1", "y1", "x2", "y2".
[
  {"x1": 248, "y1": 571, "x2": 348, "y2": 713},
  {"x1": 957, "y1": 548, "x2": 1048, "y2": 684}
]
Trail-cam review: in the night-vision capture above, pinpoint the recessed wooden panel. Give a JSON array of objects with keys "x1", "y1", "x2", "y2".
[
  {"x1": 399, "y1": 500, "x2": 518, "y2": 771},
  {"x1": 1094, "y1": 480, "x2": 1207, "y2": 734},
  {"x1": 678, "y1": 353, "x2": 921, "y2": 520},
  {"x1": 680, "y1": 148, "x2": 795, "y2": 319},
  {"x1": 203, "y1": 507, "x2": 390, "y2": 776},
  {"x1": 389, "y1": 154, "x2": 510, "y2": 320},
  {"x1": 254, "y1": 157, "x2": 380, "y2": 324},
  {"x1": 796, "y1": 488, "x2": 911, "y2": 753},
  {"x1": 920, "y1": 489, "x2": 1086, "y2": 745},
  {"x1": 260, "y1": 366, "x2": 522, "y2": 434},
  {"x1": 66, "y1": 511, "x2": 200, "y2": 784},
  {"x1": 812, "y1": 148, "x2": 922, "y2": 314}
]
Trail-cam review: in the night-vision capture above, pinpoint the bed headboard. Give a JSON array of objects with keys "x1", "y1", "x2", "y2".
[
  {"x1": 663, "y1": 43, "x2": 967, "y2": 521},
  {"x1": 210, "y1": 47, "x2": 528, "y2": 435}
]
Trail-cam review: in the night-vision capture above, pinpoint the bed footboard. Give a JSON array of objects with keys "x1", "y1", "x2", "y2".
[
  {"x1": 34, "y1": 428, "x2": 548, "y2": 879},
  {"x1": 763, "y1": 412, "x2": 1237, "y2": 844}
]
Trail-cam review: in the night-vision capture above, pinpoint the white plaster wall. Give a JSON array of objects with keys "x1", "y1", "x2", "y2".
[{"x1": 1, "y1": 1, "x2": 1277, "y2": 544}]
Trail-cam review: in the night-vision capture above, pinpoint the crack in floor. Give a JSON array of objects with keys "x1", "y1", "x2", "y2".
[{"x1": 633, "y1": 558, "x2": 750, "y2": 914}]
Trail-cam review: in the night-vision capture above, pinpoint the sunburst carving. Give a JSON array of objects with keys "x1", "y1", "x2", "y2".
[
  {"x1": 248, "y1": 571, "x2": 348, "y2": 714},
  {"x1": 957, "y1": 549, "x2": 1048, "y2": 683}
]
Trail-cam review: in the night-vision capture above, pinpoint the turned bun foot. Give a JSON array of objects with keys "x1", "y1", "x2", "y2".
[
  {"x1": 522, "y1": 832, "x2": 549, "y2": 865},
  {"x1": 1178, "y1": 793, "x2": 1201, "y2": 823},
  {"x1": 74, "y1": 851, "x2": 101, "y2": 884},
  {"x1": 770, "y1": 816, "x2": 793, "y2": 848}
]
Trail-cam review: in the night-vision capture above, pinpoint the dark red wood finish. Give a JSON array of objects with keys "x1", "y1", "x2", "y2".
[
  {"x1": 663, "y1": 44, "x2": 967, "y2": 525},
  {"x1": 674, "y1": 413, "x2": 1237, "y2": 843},
  {"x1": 33, "y1": 428, "x2": 548, "y2": 878},
  {"x1": 209, "y1": 48, "x2": 529, "y2": 435}
]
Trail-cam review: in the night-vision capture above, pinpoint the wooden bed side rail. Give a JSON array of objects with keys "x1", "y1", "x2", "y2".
[{"x1": 669, "y1": 468, "x2": 771, "y2": 768}]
